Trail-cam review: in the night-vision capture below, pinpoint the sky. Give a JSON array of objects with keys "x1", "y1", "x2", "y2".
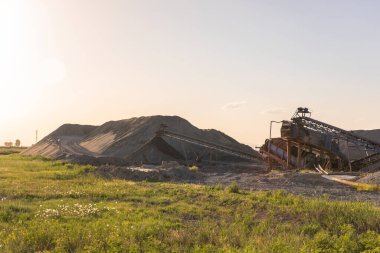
[{"x1": 1, "y1": 0, "x2": 380, "y2": 147}]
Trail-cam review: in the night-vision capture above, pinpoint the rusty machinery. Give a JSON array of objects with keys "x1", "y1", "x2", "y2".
[
  {"x1": 261, "y1": 107, "x2": 380, "y2": 172},
  {"x1": 155, "y1": 108, "x2": 380, "y2": 172}
]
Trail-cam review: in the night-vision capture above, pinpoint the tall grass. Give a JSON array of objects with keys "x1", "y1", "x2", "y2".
[
  {"x1": 0, "y1": 146, "x2": 27, "y2": 155},
  {"x1": 0, "y1": 155, "x2": 378, "y2": 252}
]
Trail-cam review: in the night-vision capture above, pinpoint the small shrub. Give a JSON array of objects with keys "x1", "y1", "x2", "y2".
[
  {"x1": 188, "y1": 165, "x2": 199, "y2": 171},
  {"x1": 302, "y1": 223, "x2": 321, "y2": 237},
  {"x1": 80, "y1": 165, "x2": 95, "y2": 173},
  {"x1": 227, "y1": 182, "x2": 240, "y2": 194},
  {"x1": 65, "y1": 163, "x2": 74, "y2": 169},
  {"x1": 208, "y1": 183, "x2": 224, "y2": 191},
  {"x1": 302, "y1": 224, "x2": 380, "y2": 253}
]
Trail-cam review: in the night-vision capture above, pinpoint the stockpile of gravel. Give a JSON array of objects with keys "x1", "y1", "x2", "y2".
[
  {"x1": 23, "y1": 116, "x2": 259, "y2": 165},
  {"x1": 357, "y1": 171, "x2": 380, "y2": 185}
]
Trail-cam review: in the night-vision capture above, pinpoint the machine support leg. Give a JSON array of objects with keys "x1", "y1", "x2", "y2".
[
  {"x1": 286, "y1": 141, "x2": 291, "y2": 169},
  {"x1": 346, "y1": 140, "x2": 352, "y2": 172},
  {"x1": 297, "y1": 143, "x2": 302, "y2": 169}
]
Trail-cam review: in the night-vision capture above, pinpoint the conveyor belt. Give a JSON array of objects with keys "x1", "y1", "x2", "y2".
[
  {"x1": 351, "y1": 153, "x2": 380, "y2": 170},
  {"x1": 294, "y1": 117, "x2": 380, "y2": 152},
  {"x1": 156, "y1": 130, "x2": 259, "y2": 162},
  {"x1": 293, "y1": 116, "x2": 380, "y2": 169}
]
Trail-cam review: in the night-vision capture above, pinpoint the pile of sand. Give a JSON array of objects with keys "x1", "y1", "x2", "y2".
[{"x1": 23, "y1": 116, "x2": 259, "y2": 165}]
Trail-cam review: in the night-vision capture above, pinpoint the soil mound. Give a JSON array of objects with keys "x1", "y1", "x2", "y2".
[
  {"x1": 357, "y1": 171, "x2": 380, "y2": 185},
  {"x1": 23, "y1": 116, "x2": 259, "y2": 165},
  {"x1": 96, "y1": 161, "x2": 203, "y2": 182}
]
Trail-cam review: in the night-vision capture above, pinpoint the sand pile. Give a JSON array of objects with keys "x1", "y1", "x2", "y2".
[{"x1": 23, "y1": 116, "x2": 259, "y2": 165}]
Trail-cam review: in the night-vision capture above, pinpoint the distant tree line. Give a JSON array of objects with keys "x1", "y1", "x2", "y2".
[{"x1": 4, "y1": 139, "x2": 21, "y2": 147}]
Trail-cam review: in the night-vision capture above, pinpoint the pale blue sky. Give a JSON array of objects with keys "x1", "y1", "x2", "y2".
[{"x1": 1, "y1": 0, "x2": 380, "y2": 147}]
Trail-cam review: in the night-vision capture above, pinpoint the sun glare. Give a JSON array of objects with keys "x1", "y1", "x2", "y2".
[
  {"x1": 38, "y1": 58, "x2": 67, "y2": 85},
  {"x1": 0, "y1": 0, "x2": 64, "y2": 120}
]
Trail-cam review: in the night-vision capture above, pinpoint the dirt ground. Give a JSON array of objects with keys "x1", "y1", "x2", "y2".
[
  {"x1": 203, "y1": 167, "x2": 380, "y2": 205},
  {"x1": 96, "y1": 161, "x2": 380, "y2": 206},
  {"x1": 358, "y1": 171, "x2": 380, "y2": 185}
]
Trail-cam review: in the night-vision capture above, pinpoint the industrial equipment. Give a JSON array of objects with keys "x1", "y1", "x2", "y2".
[{"x1": 261, "y1": 107, "x2": 380, "y2": 172}]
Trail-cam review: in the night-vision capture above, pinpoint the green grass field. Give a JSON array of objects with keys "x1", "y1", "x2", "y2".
[
  {"x1": 0, "y1": 155, "x2": 379, "y2": 252},
  {"x1": 0, "y1": 146, "x2": 27, "y2": 155}
]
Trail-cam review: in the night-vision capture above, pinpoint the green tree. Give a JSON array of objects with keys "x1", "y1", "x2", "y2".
[{"x1": 15, "y1": 139, "x2": 21, "y2": 147}]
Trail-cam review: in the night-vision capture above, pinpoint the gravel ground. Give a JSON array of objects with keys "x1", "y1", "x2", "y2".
[
  {"x1": 96, "y1": 162, "x2": 380, "y2": 206},
  {"x1": 203, "y1": 169, "x2": 380, "y2": 205},
  {"x1": 357, "y1": 171, "x2": 380, "y2": 185}
]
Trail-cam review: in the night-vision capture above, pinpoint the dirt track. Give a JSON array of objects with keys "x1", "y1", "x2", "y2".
[
  {"x1": 203, "y1": 168, "x2": 380, "y2": 205},
  {"x1": 96, "y1": 162, "x2": 380, "y2": 206}
]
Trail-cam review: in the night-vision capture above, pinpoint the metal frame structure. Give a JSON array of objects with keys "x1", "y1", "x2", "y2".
[
  {"x1": 155, "y1": 108, "x2": 380, "y2": 172},
  {"x1": 263, "y1": 107, "x2": 380, "y2": 172}
]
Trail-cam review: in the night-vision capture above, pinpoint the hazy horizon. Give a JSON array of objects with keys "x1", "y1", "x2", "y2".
[{"x1": 1, "y1": 0, "x2": 380, "y2": 147}]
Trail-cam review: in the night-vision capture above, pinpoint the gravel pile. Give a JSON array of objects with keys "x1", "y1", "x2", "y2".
[
  {"x1": 23, "y1": 116, "x2": 258, "y2": 165},
  {"x1": 357, "y1": 171, "x2": 380, "y2": 185}
]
